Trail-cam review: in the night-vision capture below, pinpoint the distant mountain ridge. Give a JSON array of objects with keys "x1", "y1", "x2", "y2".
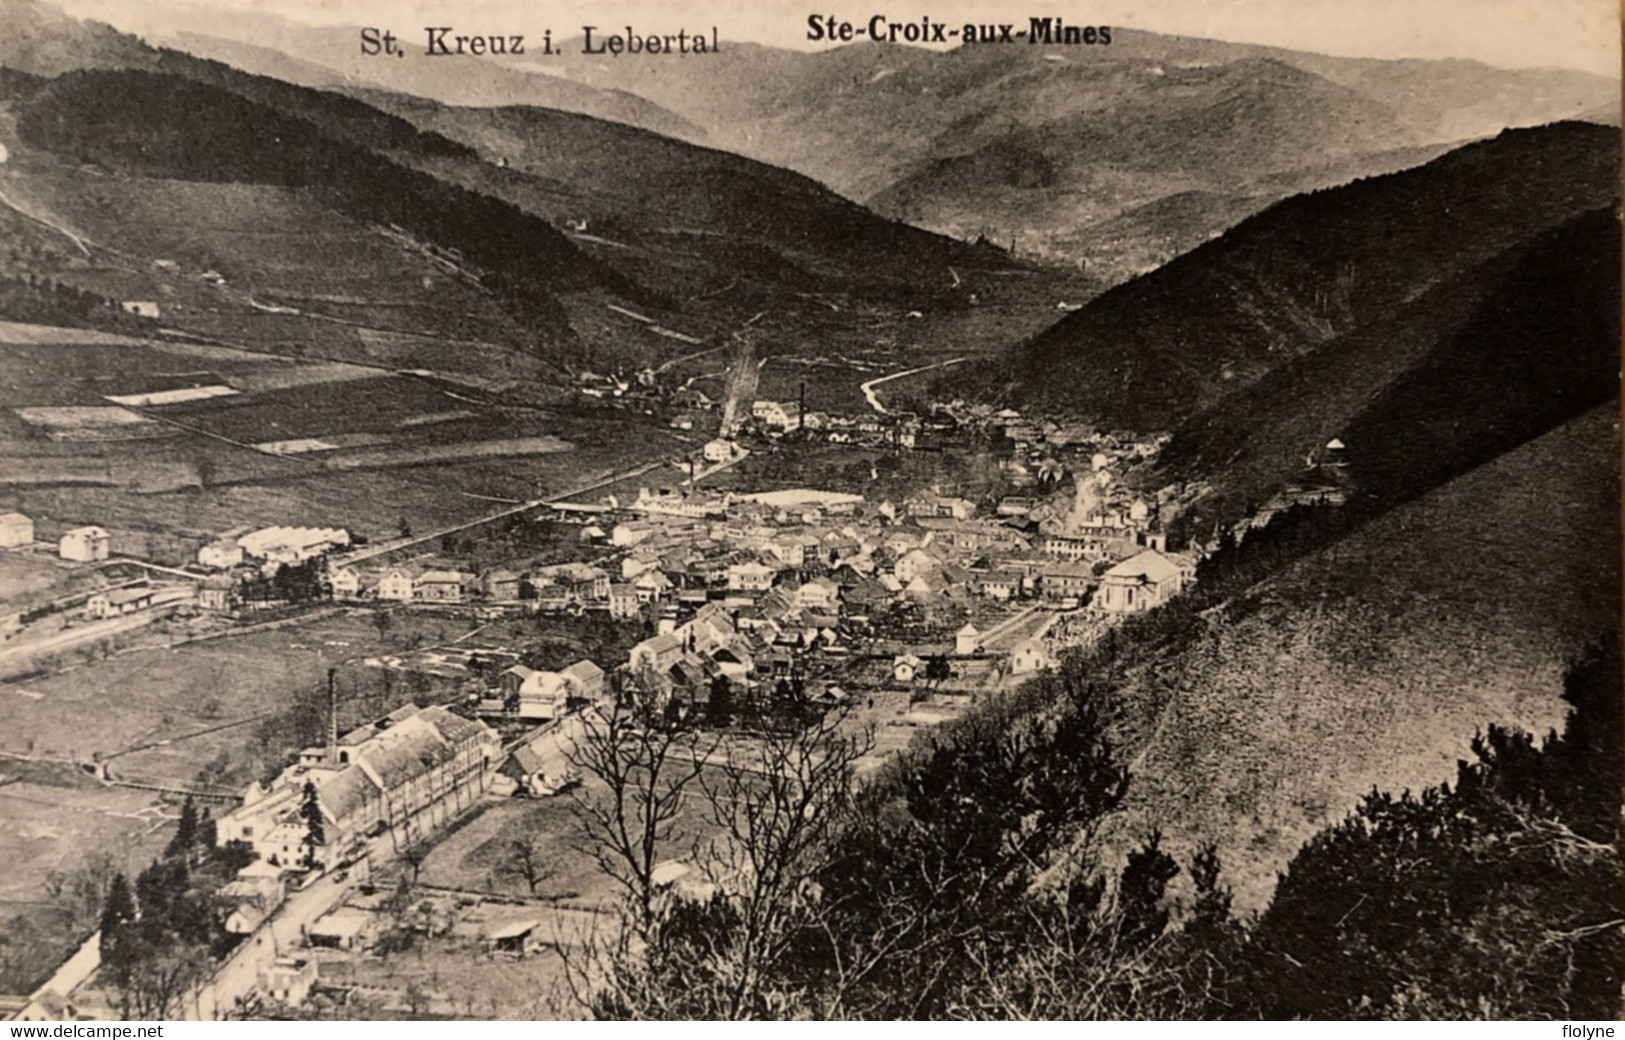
[
  {"x1": 519, "y1": 30, "x2": 1618, "y2": 276},
  {"x1": 125, "y1": 12, "x2": 1619, "y2": 281}
]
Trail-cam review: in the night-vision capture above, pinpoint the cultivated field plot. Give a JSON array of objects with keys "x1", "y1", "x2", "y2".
[
  {"x1": 0, "y1": 325, "x2": 387, "y2": 415},
  {"x1": 155, "y1": 375, "x2": 480, "y2": 444},
  {"x1": 14, "y1": 405, "x2": 171, "y2": 442},
  {"x1": 0, "y1": 611, "x2": 464, "y2": 781},
  {"x1": 0, "y1": 551, "x2": 110, "y2": 612},
  {"x1": 416, "y1": 796, "x2": 623, "y2": 907},
  {"x1": 312, "y1": 936, "x2": 576, "y2": 1020}
]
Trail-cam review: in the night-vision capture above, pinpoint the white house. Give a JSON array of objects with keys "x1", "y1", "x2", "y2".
[
  {"x1": 329, "y1": 568, "x2": 364, "y2": 599},
  {"x1": 0, "y1": 511, "x2": 33, "y2": 548},
  {"x1": 796, "y1": 577, "x2": 840, "y2": 613},
  {"x1": 86, "y1": 586, "x2": 155, "y2": 619},
  {"x1": 954, "y1": 623, "x2": 981, "y2": 656},
  {"x1": 378, "y1": 569, "x2": 414, "y2": 602},
  {"x1": 893, "y1": 548, "x2": 941, "y2": 584},
  {"x1": 633, "y1": 569, "x2": 673, "y2": 603},
  {"x1": 752, "y1": 400, "x2": 796, "y2": 430},
  {"x1": 198, "y1": 540, "x2": 244, "y2": 570},
  {"x1": 702, "y1": 438, "x2": 741, "y2": 464},
  {"x1": 727, "y1": 560, "x2": 776, "y2": 593},
  {"x1": 1010, "y1": 637, "x2": 1054, "y2": 675},
  {"x1": 121, "y1": 300, "x2": 160, "y2": 318},
  {"x1": 59, "y1": 526, "x2": 110, "y2": 562},
  {"x1": 892, "y1": 653, "x2": 923, "y2": 684}
]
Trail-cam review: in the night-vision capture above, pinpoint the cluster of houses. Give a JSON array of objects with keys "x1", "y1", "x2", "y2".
[{"x1": 216, "y1": 471, "x2": 1195, "y2": 652}]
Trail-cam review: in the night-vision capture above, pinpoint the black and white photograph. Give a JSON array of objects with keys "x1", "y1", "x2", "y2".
[{"x1": 0, "y1": 0, "x2": 1618, "y2": 1022}]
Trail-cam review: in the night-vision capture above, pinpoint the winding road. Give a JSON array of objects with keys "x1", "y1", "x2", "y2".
[{"x1": 860, "y1": 356, "x2": 966, "y2": 414}]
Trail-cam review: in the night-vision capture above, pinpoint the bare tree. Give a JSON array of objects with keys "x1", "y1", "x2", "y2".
[
  {"x1": 564, "y1": 700, "x2": 875, "y2": 1019},
  {"x1": 497, "y1": 836, "x2": 554, "y2": 895},
  {"x1": 682, "y1": 704, "x2": 874, "y2": 1018},
  {"x1": 564, "y1": 705, "x2": 712, "y2": 931}
]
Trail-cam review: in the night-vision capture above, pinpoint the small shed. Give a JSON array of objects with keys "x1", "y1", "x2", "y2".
[{"x1": 487, "y1": 919, "x2": 540, "y2": 954}]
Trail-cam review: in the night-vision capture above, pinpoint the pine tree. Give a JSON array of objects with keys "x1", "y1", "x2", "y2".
[
  {"x1": 1118, "y1": 829, "x2": 1179, "y2": 946},
  {"x1": 299, "y1": 780, "x2": 325, "y2": 869},
  {"x1": 165, "y1": 797, "x2": 198, "y2": 859},
  {"x1": 197, "y1": 808, "x2": 216, "y2": 852},
  {"x1": 98, "y1": 873, "x2": 136, "y2": 956}
]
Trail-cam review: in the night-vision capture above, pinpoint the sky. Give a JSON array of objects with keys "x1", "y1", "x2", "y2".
[{"x1": 58, "y1": 0, "x2": 1621, "y2": 77}]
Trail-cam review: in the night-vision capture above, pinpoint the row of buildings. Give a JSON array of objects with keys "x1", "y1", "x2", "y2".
[{"x1": 214, "y1": 704, "x2": 501, "y2": 868}]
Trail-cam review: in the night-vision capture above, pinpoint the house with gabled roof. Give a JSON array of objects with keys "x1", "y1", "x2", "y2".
[
  {"x1": 608, "y1": 583, "x2": 641, "y2": 620},
  {"x1": 483, "y1": 568, "x2": 523, "y2": 602},
  {"x1": 415, "y1": 570, "x2": 474, "y2": 603},
  {"x1": 378, "y1": 568, "x2": 415, "y2": 602}
]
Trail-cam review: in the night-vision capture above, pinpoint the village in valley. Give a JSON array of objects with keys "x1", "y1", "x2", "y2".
[{"x1": 0, "y1": 337, "x2": 1361, "y2": 1020}]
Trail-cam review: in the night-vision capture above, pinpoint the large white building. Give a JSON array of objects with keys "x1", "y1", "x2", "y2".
[
  {"x1": 237, "y1": 526, "x2": 350, "y2": 566},
  {"x1": 1095, "y1": 549, "x2": 1188, "y2": 614},
  {"x1": 0, "y1": 512, "x2": 33, "y2": 549},
  {"x1": 59, "y1": 526, "x2": 110, "y2": 562},
  {"x1": 214, "y1": 705, "x2": 499, "y2": 867}
]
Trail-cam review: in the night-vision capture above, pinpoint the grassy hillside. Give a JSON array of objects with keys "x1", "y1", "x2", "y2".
[
  {"x1": 964, "y1": 122, "x2": 1618, "y2": 431},
  {"x1": 0, "y1": 11, "x2": 1057, "y2": 380},
  {"x1": 1101, "y1": 403, "x2": 1620, "y2": 913},
  {"x1": 16, "y1": 70, "x2": 608, "y2": 296},
  {"x1": 1156, "y1": 204, "x2": 1620, "y2": 532},
  {"x1": 344, "y1": 90, "x2": 1015, "y2": 305}
]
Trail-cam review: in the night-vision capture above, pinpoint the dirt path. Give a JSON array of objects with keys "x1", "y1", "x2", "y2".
[{"x1": 860, "y1": 356, "x2": 966, "y2": 414}]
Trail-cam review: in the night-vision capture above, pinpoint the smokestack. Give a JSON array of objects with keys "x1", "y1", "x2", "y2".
[{"x1": 327, "y1": 667, "x2": 338, "y2": 757}]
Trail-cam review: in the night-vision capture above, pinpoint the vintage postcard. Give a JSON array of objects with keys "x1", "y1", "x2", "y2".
[{"x1": 0, "y1": 0, "x2": 1617, "y2": 1023}]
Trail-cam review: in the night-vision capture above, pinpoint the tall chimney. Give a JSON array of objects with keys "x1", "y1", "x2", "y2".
[{"x1": 327, "y1": 667, "x2": 338, "y2": 758}]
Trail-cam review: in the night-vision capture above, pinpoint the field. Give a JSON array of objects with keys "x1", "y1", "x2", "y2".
[
  {"x1": 0, "y1": 317, "x2": 691, "y2": 543},
  {"x1": 0, "y1": 769, "x2": 171, "y2": 904},
  {"x1": 416, "y1": 796, "x2": 620, "y2": 905},
  {"x1": 310, "y1": 927, "x2": 577, "y2": 1019},
  {"x1": 0, "y1": 551, "x2": 109, "y2": 613}
]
